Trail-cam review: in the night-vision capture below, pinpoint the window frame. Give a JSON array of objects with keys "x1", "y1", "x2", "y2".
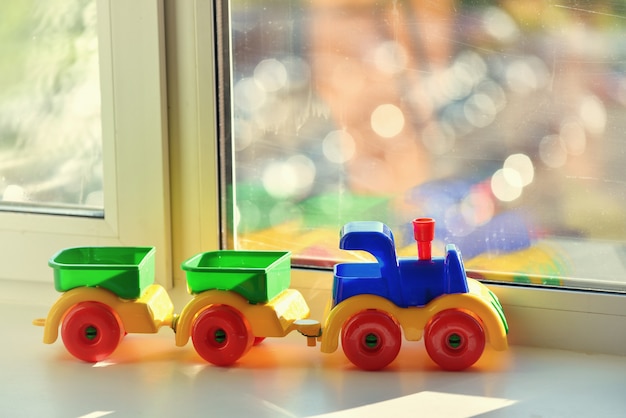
[
  {"x1": 164, "y1": 0, "x2": 220, "y2": 286},
  {"x1": 0, "y1": 0, "x2": 171, "y2": 286}
]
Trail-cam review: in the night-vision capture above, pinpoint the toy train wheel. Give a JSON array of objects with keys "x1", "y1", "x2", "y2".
[
  {"x1": 61, "y1": 301, "x2": 125, "y2": 363},
  {"x1": 191, "y1": 305, "x2": 254, "y2": 366},
  {"x1": 424, "y1": 309, "x2": 486, "y2": 371},
  {"x1": 341, "y1": 310, "x2": 402, "y2": 371}
]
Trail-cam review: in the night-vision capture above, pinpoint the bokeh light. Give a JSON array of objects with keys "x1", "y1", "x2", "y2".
[
  {"x1": 578, "y1": 95, "x2": 606, "y2": 136},
  {"x1": 476, "y1": 79, "x2": 507, "y2": 112},
  {"x1": 464, "y1": 93, "x2": 497, "y2": 128},
  {"x1": 373, "y1": 41, "x2": 408, "y2": 75},
  {"x1": 539, "y1": 134, "x2": 567, "y2": 168},
  {"x1": 482, "y1": 6, "x2": 519, "y2": 43},
  {"x1": 505, "y1": 56, "x2": 549, "y2": 95},
  {"x1": 503, "y1": 153, "x2": 534, "y2": 187},
  {"x1": 234, "y1": 77, "x2": 266, "y2": 113},
  {"x1": 370, "y1": 104, "x2": 405, "y2": 138},
  {"x1": 491, "y1": 168, "x2": 522, "y2": 202},
  {"x1": 253, "y1": 58, "x2": 288, "y2": 92},
  {"x1": 262, "y1": 155, "x2": 316, "y2": 199},
  {"x1": 560, "y1": 119, "x2": 586, "y2": 156},
  {"x1": 322, "y1": 130, "x2": 356, "y2": 163}
]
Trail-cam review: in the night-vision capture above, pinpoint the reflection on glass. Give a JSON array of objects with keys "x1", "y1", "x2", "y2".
[
  {"x1": 226, "y1": 0, "x2": 626, "y2": 290},
  {"x1": 0, "y1": 0, "x2": 102, "y2": 215}
]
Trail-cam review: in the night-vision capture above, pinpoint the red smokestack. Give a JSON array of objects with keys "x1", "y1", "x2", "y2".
[{"x1": 412, "y1": 217, "x2": 435, "y2": 261}]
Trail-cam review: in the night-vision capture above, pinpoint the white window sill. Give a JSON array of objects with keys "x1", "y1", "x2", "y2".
[{"x1": 4, "y1": 278, "x2": 626, "y2": 416}]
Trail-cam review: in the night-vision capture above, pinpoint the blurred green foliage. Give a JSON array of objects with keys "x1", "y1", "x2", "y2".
[{"x1": 0, "y1": 1, "x2": 34, "y2": 92}]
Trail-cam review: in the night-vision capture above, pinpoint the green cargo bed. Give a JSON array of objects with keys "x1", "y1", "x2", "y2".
[
  {"x1": 181, "y1": 250, "x2": 291, "y2": 304},
  {"x1": 49, "y1": 247, "x2": 156, "y2": 300}
]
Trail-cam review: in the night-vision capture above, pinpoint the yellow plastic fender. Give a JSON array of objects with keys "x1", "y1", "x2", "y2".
[
  {"x1": 174, "y1": 289, "x2": 312, "y2": 347},
  {"x1": 37, "y1": 285, "x2": 175, "y2": 344},
  {"x1": 320, "y1": 278, "x2": 508, "y2": 354}
]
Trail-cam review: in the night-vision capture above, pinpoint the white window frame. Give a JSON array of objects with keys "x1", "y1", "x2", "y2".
[
  {"x1": 164, "y1": 0, "x2": 220, "y2": 285},
  {"x1": 0, "y1": 0, "x2": 171, "y2": 286}
]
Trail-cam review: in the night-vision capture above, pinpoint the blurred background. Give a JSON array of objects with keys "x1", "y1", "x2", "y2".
[
  {"x1": 0, "y1": 0, "x2": 102, "y2": 214},
  {"x1": 227, "y1": 0, "x2": 626, "y2": 290}
]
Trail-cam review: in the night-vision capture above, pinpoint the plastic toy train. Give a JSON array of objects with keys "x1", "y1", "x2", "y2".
[{"x1": 34, "y1": 217, "x2": 508, "y2": 371}]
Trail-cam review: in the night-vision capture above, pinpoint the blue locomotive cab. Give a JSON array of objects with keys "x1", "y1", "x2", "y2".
[{"x1": 332, "y1": 219, "x2": 469, "y2": 309}]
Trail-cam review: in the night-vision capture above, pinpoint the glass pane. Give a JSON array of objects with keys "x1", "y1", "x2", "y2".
[
  {"x1": 0, "y1": 0, "x2": 103, "y2": 216},
  {"x1": 224, "y1": 0, "x2": 626, "y2": 291}
]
